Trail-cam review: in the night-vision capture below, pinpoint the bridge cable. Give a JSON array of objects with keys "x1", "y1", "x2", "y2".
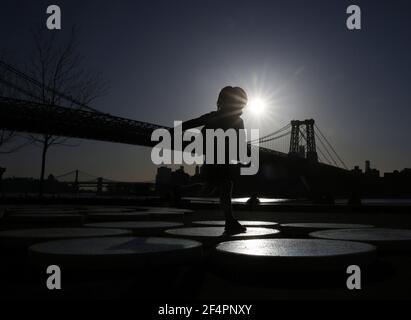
[
  {"x1": 77, "y1": 170, "x2": 100, "y2": 180},
  {"x1": 300, "y1": 129, "x2": 332, "y2": 165},
  {"x1": 314, "y1": 124, "x2": 348, "y2": 169},
  {"x1": 256, "y1": 130, "x2": 290, "y2": 153},
  {"x1": 55, "y1": 170, "x2": 78, "y2": 179},
  {"x1": 314, "y1": 132, "x2": 339, "y2": 167},
  {"x1": 0, "y1": 77, "x2": 45, "y2": 102},
  {"x1": 248, "y1": 123, "x2": 291, "y2": 144},
  {"x1": 78, "y1": 170, "x2": 119, "y2": 183},
  {"x1": 258, "y1": 130, "x2": 291, "y2": 144},
  {"x1": 0, "y1": 60, "x2": 102, "y2": 114}
]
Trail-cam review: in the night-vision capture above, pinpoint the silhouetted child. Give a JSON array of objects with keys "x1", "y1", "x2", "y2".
[{"x1": 182, "y1": 86, "x2": 248, "y2": 234}]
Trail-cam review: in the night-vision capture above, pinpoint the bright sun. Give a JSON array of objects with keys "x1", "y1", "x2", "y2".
[{"x1": 248, "y1": 97, "x2": 267, "y2": 116}]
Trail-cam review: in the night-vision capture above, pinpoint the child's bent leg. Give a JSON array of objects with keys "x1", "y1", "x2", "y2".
[
  {"x1": 219, "y1": 179, "x2": 234, "y2": 221},
  {"x1": 219, "y1": 179, "x2": 246, "y2": 233}
]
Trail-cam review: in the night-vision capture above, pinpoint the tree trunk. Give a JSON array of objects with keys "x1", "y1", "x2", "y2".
[{"x1": 39, "y1": 138, "x2": 49, "y2": 197}]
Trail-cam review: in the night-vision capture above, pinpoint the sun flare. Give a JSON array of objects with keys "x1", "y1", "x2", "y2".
[{"x1": 248, "y1": 97, "x2": 267, "y2": 116}]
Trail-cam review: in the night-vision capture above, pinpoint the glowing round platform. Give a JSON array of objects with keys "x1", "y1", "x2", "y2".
[
  {"x1": 281, "y1": 223, "x2": 374, "y2": 237},
  {"x1": 29, "y1": 237, "x2": 203, "y2": 270},
  {"x1": 5, "y1": 208, "x2": 80, "y2": 215},
  {"x1": 141, "y1": 207, "x2": 195, "y2": 214},
  {"x1": 214, "y1": 239, "x2": 377, "y2": 272},
  {"x1": 85, "y1": 212, "x2": 150, "y2": 222},
  {"x1": 3, "y1": 213, "x2": 85, "y2": 227},
  {"x1": 85, "y1": 221, "x2": 184, "y2": 236},
  {"x1": 0, "y1": 228, "x2": 131, "y2": 250},
  {"x1": 193, "y1": 220, "x2": 278, "y2": 227},
  {"x1": 310, "y1": 228, "x2": 411, "y2": 253},
  {"x1": 81, "y1": 207, "x2": 140, "y2": 213},
  {"x1": 165, "y1": 227, "x2": 280, "y2": 243}
]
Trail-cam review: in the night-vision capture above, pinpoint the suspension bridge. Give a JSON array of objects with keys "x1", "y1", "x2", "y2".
[
  {"x1": 0, "y1": 60, "x2": 353, "y2": 197},
  {"x1": 52, "y1": 169, "x2": 153, "y2": 194}
]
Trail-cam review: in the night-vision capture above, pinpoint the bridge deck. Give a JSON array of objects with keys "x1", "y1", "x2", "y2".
[{"x1": 0, "y1": 97, "x2": 166, "y2": 147}]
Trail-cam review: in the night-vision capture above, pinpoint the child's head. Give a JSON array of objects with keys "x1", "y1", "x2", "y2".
[{"x1": 217, "y1": 86, "x2": 248, "y2": 115}]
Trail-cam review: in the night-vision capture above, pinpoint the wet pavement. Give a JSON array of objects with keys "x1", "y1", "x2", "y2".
[{"x1": 0, "y1": 205, "x2": 411, "y2": 299}]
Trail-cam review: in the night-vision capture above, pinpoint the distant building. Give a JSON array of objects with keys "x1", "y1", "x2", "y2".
[
  {"x1": 364, "y1": 160, "x2": 380, "y2": 178},
  {"x1": 191, "y1": 165, "x2": 204, "y2": 184},
  {"x1": 155, "y1": 167, "x2": 172, "y2": 197},
  {"x1": 384, "y1": 170, "x2": 400, "y2": 179},
  {"x1": 382, "y1": 168, "x2": 411, "y2": 197},
  {"x1": 155, "y1": 167, "x2": 172, "y2": 186},
  {"x1": 170, "y1": 166, "x2": 190, "y2": 186},
  {"x1": 155, "y1": 166, "x2": 190, "y2": 197},
  {"x1": 365, "y1": 160, "x2": 371, "y2": 173},
  {"x1": 351, "y1": 165, "x2": 362, "y2": 175}
]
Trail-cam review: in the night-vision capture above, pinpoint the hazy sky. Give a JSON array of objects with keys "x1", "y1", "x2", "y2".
[{"x1": 1, "y1": 0, "x2": 410, "y2": 181}]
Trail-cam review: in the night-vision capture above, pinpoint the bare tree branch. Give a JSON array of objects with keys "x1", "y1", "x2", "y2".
[
  {"x1": 23, "y1": 28, "x2": 105, "y2": 196},
  {"x1": 1, "y1": 28, "x2": 106, "y2": 196}
]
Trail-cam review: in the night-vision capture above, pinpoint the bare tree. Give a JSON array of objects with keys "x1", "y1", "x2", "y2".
[
  {"x1": 19, "y1": 28, "x2": 106, "y2": 197},
  {"x1": 0, "y1": 130, "x2": 31, "y2": 154}
]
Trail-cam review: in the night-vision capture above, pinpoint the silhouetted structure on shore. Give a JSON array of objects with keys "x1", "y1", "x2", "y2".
[
  {"x1": 289, "y1": 120, "x2": 318, "y2": 162},
  {"x1": 2, "y1": 175, "x2": 74, "y2": 195},
  {"x1": 152, "y1": 161, "x2": 411, "y2": 200},
  {"x1": 350, "y1": 161, "x2": 411, "y2": 198},
  {"x1": 1, "y1": 173, "x2": 154, "y2": 198},
  {"x1": 1, "y1": 160, "x2": 410, "y2": 200},
  {"x1": 155, "y1": 166, "x2": 190, "y2": 198}
]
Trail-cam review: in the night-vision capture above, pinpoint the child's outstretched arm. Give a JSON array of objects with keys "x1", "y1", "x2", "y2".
[
  {"x1": 182, "y1": 113, "x2": 212, "y2": 131},
  {"x1": 168, "y1": 112, "x2": 214, "y2": 137}
]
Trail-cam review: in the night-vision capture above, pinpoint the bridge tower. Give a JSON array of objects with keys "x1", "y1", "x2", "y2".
[
  {"x1": 289, "y1": 120, "x2": 301, "y2": 156},
  {"x1": 289, "y1": 119, "x2": 318, "y2": 162},
  {"x1": 305, "y1": 119, "x2": 318, "y2": 162}
]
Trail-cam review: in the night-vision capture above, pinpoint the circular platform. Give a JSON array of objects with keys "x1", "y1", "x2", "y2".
[
  {"x1": 5, "y1": 208, "x2": 79, "y2": 215},
  {"x1": 140, "y1": 207, "x2": 195, "y2": 214},
  {"x1": 81, "y1": 207, "x2": 140, "y2": 213},
  {"x1": 0, "y1": 228, "x2": 131, "y2": 250},
  {"x1": 85, "y1": 221, "x2": 184, "y2": 236},
  {"x1": 4, "y1": 213, "x2": 85, "y2": 227},
  {"x1": 165, "y1": 227, "x2": 280, "y2": 242},
  {"x1": 280, "y1": 223, "x2": 374, "y2": 237},
  {"x1": 214, "y1": 239, "x2": 377, "y2": 272},
  {"x1": 148, "y1": 211, "x2": 185, "y2": 220},
  {"x1": 85, "y1": 212, "x2": 150, "y2": 222},
  {"x1": 29, "y1": 236, "x2": 203, "y2": 270},
  {"x1": 310, "y1": 228, "x2": 411, "y2": 253},
  {"x1": 193, "y1": 220, "x2": 278, "y2": 227}
]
